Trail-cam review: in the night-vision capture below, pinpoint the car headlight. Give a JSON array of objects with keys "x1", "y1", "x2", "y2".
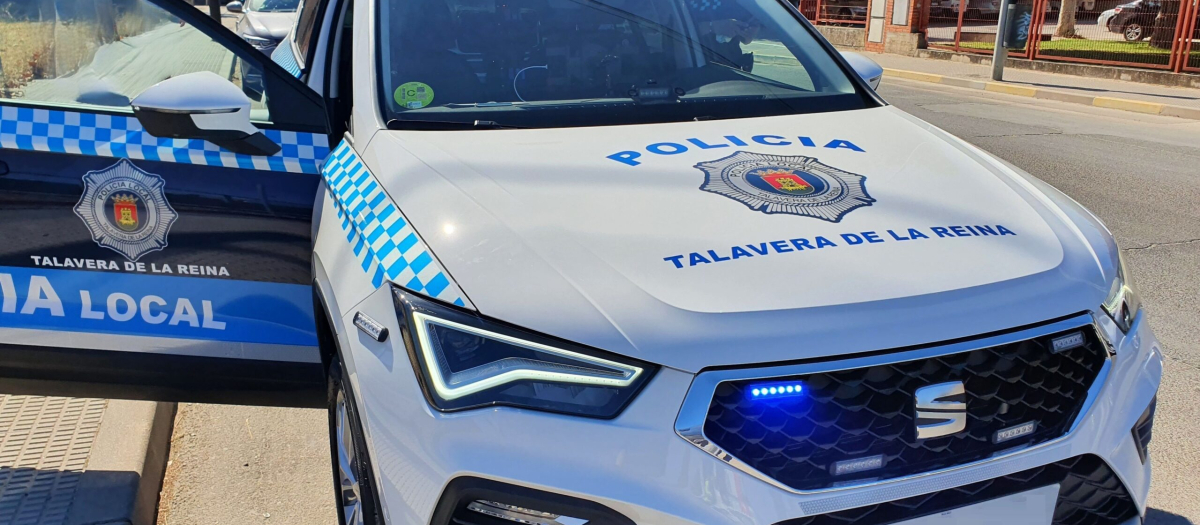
[
  {"x1": 393, "y1": 288, "x2": 656, "y2": 418},
  {"x1": 1102, "y1": 251, "x2": 1141, "y2": 333},
  {"x1": 242, "y1": 34, "x2": 277, "y2": 50}
]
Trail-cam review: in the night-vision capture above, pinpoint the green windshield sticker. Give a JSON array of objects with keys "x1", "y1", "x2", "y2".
[{"x1": 395, "y1": 82, "x2": 435, "y2": 109}]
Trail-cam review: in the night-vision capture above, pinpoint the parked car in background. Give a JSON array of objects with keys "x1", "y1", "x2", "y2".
[
  {"x1": 1080, "y1": 0, "x2": 1127, "y2": 12},
  {"x1": 820, "y1": 0, "x2": 868, "y2": 21},
  {"x1": 228, "y1": 0, "x2": 300, "y2": 96},
  {"x1": 230, "y1": 0, "x2": 299, "y2": 53},
  {"x1": 1104, "y1": 0, "x2": 1162, "y2": 40},
  {"x1": 932, "y1": 0, "x2": 1001, "y2": 20},
  {"x1": 1097, "y1": 6, "x2": 1118, "y2": 31}
]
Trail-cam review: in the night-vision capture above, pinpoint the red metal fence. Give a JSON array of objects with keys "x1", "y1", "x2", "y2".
[
  {"x1": 798, "y1": 0, "x2": 820, "y2": 19},
  {"x1": 1179, "y1": 0, "x2": 1200, "y2": 71},
  {"x1": 927, "y1": 0, "x2": 1018, "y2": 54},
  {"x1": 816, "y1": 0, "x2": 869, "y2": 24},
  {"x1": 925, "y1": 0, "x2": 1200, "y2": 72},
  {"x1": 792, "y1": 0, "x2": 869, "y2": 25}
]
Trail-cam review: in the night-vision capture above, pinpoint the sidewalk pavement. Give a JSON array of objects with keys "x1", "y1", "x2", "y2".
[
  {"x1": 155, "y1": 404, "x2": 335, "y2": 525},
  {"x1": 0, "y1": 395, "x2": 175, "y2": 525},
  {"x1": 852, "y1": 50, "x2": 1200, "y2": 119}
]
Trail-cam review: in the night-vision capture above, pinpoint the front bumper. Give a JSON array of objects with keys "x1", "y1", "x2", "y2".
[{"x1": 341, "y1": 287, "x2": 1162, "y2": 525}]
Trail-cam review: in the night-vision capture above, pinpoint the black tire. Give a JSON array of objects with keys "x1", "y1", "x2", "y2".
[
  {"x1": 1123, "y1": 22, "x2": 1144, "y2": 41},
  {"x1": 328, "y1": 359, "x2": 384, "y2": 525},
  {"x1": 966, "y1": 7, "x2": 982, "y2": 20}
]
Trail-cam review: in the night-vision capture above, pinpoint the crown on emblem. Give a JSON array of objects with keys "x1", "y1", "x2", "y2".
[{"x1": 111, "y1": 194, "x2": 138, "y2": 204}]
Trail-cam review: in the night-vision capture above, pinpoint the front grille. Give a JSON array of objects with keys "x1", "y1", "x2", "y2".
[
  {"x1": 776, "y1": 455, "x2": 1138, "y2": 525},
  {"x1": 705, "y1": 325, "x2": 1108, "y2": 491}
]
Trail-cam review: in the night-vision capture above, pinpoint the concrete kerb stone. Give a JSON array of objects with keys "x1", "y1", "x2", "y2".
[
  {"x1": 1033, "y1": 89, "x2": 1097, "y2": 105},
  {"x1": 885, "y1": 69, "x2": 945, "y2": 84},
  {"x1": 984, "y1": 82, "x2": 1039, "y2": 97},
  {"x1": 939, "y1": 76, "x2": 987, "y2": 90},
  {"x1": 1161, "y1": 105, "x2": 1200, "y2": 120},
  {"x1": 881, "y1": 68, "x2": 1200, "y2": 121},
  {"x1": 65, "y1": 400, "x2": 177, "y2": 525},
  {"x1": 913, "y1": 48, "x2": 1200, "y2": 89},
  {"x1": 1092, "y1": 96, "x2": 1165, "y2": 114}
]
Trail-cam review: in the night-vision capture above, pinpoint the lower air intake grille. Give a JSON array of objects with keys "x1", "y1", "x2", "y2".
[
  {"x1": 776, "y1": 454, "x2": 1138, "y2": 525},
  {"x1": 1132, "y1": 396, "x2": 1156, "y2": 463},
  {"x1": 705, "y1": 325, "x2": 1108, "y2": 490},
  {"x1": 432, "y1": 477, "x2": 634, "y2": 525}
]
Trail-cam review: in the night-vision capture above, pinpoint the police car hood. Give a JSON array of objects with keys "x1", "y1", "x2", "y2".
[{"x1": 370, "y1": 106, "x2": 1115, "y2": 372}]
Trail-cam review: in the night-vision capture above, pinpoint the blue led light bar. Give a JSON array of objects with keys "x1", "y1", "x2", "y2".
[{"x1": 748, "y1": 382, "x2": 805, "y2": 399}]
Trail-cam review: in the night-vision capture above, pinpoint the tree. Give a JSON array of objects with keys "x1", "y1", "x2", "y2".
[
  {"x1": 1054, "y1": 0, "x2": 1078, "y2": 38},
  {"x1": 1149, "y1": 0, "x2": 1180, "y2": 49}
]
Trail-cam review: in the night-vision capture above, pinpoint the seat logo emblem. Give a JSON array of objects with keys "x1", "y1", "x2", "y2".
[
  {"x1": 74, "y1": 159, "x2": 178, "y2": 262},
  {"x1": 914, "y1": 381, "x2": 968, "y2": 439},
  {"x1": 694, "y1": 151, "x2": 874, "y2": 222}
]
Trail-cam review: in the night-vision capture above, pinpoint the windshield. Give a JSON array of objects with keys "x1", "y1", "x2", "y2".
[
  {"x1": 249, "y1": 0, "x2": 302, "y2": 12},
  {"x1": 377, "y1": 0, "x2": 872, "y2": 129}
]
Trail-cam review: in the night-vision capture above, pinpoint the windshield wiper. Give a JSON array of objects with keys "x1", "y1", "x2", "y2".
[{"x1": 385, "y1": 119, "x2": 522, "y2": 130}]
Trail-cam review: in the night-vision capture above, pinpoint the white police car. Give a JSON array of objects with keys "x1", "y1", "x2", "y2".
[{"x1": 0, "y1": 0, "x2": 1160, "y2": 524}]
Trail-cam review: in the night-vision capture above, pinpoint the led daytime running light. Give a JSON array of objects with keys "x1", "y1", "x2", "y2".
[
  {"x1": 411, "y1": 312, "x2": 643, "y2": 401},
  {"x1": 1101, "y1": 252, "x2": 1140, "y2": 333}
]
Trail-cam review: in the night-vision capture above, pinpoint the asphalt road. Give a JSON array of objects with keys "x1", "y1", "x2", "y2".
[{"x1": 155, "y1": 79, "x2": 1200, "y2": 525}]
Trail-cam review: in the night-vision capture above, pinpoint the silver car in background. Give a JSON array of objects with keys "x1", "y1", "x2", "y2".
[{"x1": 228, "y1": 0, "x2": 300, "y2": 96}]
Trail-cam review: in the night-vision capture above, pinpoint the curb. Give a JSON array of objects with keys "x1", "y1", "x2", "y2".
[
  {"x1": 883, "y1": 68, "x2": 1200, "y2": 120},
  {"x1": 66, "y1": 400, "x2": 177, "y2": 525}
]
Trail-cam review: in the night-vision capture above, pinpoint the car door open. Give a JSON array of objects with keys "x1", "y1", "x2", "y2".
[{"x1": 0, "y1": 0, "x2": 332, "y2": 407}]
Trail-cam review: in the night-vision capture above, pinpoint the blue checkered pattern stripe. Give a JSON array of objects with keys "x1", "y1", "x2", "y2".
[
  {"x1": 323, "y1": 141, "x2": 471, "y2": 308},
  {"x1": 271, "y1": 43, "x2": 303, "y2": 78},
  {"x1": 0, "y1": 105, "x2": 329, "y2": 174}
]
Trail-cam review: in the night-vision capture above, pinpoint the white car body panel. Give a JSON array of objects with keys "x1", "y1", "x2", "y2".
[
  {"x1": 352, "y1": 108, "x2": 1117, "y2": 372},
  {"x1": 378, "y1": 108, "x2": 1065, "y2": 313},
  {"x1": 313, "y1": 180, "x2": 380, "y2": 317}
]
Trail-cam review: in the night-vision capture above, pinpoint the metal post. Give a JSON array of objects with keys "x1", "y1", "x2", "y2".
[
  {"x1": 208, "y1": 0, "x2": 221, "y2": 22},
  {"x1": 954, "y1": 0, "x2": 967, "y2": 50},
  {"x1": 992, "y1": 0, "x2": 1013, "y2": 80}
]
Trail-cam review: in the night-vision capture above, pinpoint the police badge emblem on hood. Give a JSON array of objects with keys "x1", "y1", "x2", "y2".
[{"x1": 361, "y1": 107, "x2": 1112, "y2": 371}]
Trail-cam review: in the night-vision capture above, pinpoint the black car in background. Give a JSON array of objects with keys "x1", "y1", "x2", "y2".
[{"x1": 1105, "y1": 0, "x2": 1162, "y2": 41}]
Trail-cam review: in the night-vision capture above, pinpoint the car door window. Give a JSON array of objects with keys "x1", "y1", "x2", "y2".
[
  {"x1": 293, "y1": 0, "x2": 325, "y2": 63},
  {"x1": 0, "y1": 0, "x2": 270, "y2": 121}
]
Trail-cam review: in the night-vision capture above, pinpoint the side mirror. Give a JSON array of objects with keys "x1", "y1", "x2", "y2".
[
  {"x1": 839, "y1": 51, "x2": 884, "y2": 90},
  {"x1": 131, "y1": 71, "x2": 280, "y2": 156},
  {"x1": 226, "y1": 1, "x2": 244, "y2": 12}
]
